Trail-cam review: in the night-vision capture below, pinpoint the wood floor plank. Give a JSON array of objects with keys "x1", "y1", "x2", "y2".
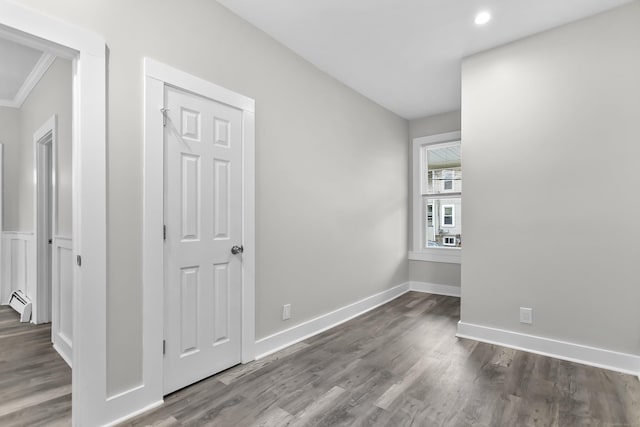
[
  {"x1": 249, "y1": 406, "x2": 293, "y2": 427},
  {"x1": 0, "y1": 306, "x2": 71, "y2": 426},
  {"x1": 288, "y1": 385, "x2": 345, "y2": 427},
  {"x1": 217, "y1": 342, "x2": 310, "y2": 385},
  {"x1": 123, "y1": 292, "x2": 640, "y2": 426}
]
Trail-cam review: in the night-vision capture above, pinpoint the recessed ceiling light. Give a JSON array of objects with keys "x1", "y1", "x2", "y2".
[{"x1": 475, "y1": 11, "x2": 491, "y2": 25}]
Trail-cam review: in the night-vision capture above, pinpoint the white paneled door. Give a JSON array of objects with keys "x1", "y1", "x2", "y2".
[{"x1": 163, "y1": 85, "x2": 243, "y2": 395}]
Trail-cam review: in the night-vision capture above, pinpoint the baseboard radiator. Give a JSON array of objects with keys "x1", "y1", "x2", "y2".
[{"x1": 8, "y1": 290, "x2": 32, "y2": 322}]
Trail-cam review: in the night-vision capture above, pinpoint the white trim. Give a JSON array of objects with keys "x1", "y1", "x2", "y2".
[
  {"x1": 33, "y1": 115, "x2": 57, "y2": 324},
  {"x1": 0, "y1": 2, "x2": 107, "y2": 426},
  {"x1": 412, "y1": 136, "x2": 423, "y2": 249},
  {"x1": 53, "y1": 343, "x2": 72, "y2": 367},
  {"x1": 409, "y1": 249, "x2": 461, "y2": 264},
  {"x1": 101, "y1": 400, "x2": 164, "y2": 427},
  {"x1": 241, "y1": 109, "x2": 256, "y2": 363},
  {"x1": 0, "y1": 231, "x2": 35, "y2": 305},
  {"x1": 0, "y1": 231, "x2": 34, "y2": 237},
  {"x1": 414, "y1": 131, "x2": 462, "y2": 147},
  {"x1": 52, "y1": 235, "x2": 72, "y2": 367},
  {"x1": 410, "y1": 281, "x2": 461, "y2": 297},
  {"x1": 142, "y1": 58, "x2": 256, "y2": 417},
  {"x1": 0, "y1": 26, "x2": 74, "y2": 60},
  {"x1": 441, "y1": 204, "x2": 455, "y2": 227},
  {"x1": 0, "y1": 53, "x2": 56, "y2": 108},
  {"x1": 255, "y1": 282, "x2": 411, "y2": 359},
  {"x1": 457, "y1": 321, "x2": 640, "y2": 377},
  {"x1": 144, "y1": 60, "x2": 254, "y2": 113}
]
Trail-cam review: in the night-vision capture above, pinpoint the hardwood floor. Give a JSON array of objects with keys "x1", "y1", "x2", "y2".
[
  {"x1": 0, "y1": 305, "x2": 71, "y2": 426},
  {"x1": 126, "y1": 292, "x2": 640, "y2": 426}
]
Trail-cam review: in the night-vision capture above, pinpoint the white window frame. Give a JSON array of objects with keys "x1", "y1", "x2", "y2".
[
  {"x1": 427, "y1": 202, "x2": 434, "y2": 227},
  {"x1": 410, "y1": 131, "x2": 461, "y2": 264},
  {"x1": 441, "y1": 204, "x2": 455, "y2": 227}
]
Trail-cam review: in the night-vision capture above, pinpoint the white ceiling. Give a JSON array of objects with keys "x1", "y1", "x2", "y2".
[
  {"x1": 0, "y1": 37, "x2": 54, "y2": 108},
  {"x1": 217, "y1": 0, "x2": 634, "y2": 119}
]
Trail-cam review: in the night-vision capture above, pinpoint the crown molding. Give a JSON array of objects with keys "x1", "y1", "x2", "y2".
[{"x1": 0, "y1": 52, "x2": 55, "y2": 108}]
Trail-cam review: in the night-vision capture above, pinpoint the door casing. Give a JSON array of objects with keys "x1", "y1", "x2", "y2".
[
  {"x1": 0, "y1": 2, "x2": 108, "y2": 425},
  {"x1": 143, "y1": 58, "x2": 256, "y2": 404},
  {"x1": 33, "y1": 115, "x2": 56, "y2": 325}
]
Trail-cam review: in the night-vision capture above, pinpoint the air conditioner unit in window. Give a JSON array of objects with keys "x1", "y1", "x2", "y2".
[{"x1": 9, "y1": 290, "x2": 32, "y2": 322}]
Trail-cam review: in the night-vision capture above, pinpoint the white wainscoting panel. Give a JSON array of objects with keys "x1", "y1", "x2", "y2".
[
  {"x1": 1, "y1": 232, "x2": 35, "y2": 305},
  {"x1": 52, "y1": 236, "x2": 73, "y2": 367},
  {"x1": 410, "y1": 281, "x2": 461, "y2": 297},
  {"x1": 457, "y1": 321, "x2": 640, "y2": 377},
  {"x1": 254, "y1": 282, "x2": 411, "y2": 359}
]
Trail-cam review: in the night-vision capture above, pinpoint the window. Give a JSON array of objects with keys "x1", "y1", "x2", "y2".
[
  {"x1": 442, "y1": 170, "x2": 454, "y2": 192},
  {"x1": 442, "y1": 205, "x2": 455, "y2": 227},
  {"x1": 443, "y1": 236, "x2": 457, "y2": 246},
  {"x1": 410, "y1": 131, "x2": 462, "y2": 263}
]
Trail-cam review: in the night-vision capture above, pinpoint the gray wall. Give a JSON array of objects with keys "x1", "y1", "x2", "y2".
[
  {"x1": 409, "y1": 110, "x2": 462, "y2": 286},
  {"x1": 0, "y1": 107, "x2": 20, "y2": 230},
  {"x1": 461, "y1": 2, "x2": 640, "y2": 355},
  {"x1": 409, "y1": 111, "x2": 461, "y2": 140},
  {"x1": 0, "y1": 58, "x2": 72, "y2": 235},
  {"x1": 14, "y1": 0, "x2": 410, "y2": 395},
  {"x1": 18, "y1": 57, "x2": 73, "y2": 236}
]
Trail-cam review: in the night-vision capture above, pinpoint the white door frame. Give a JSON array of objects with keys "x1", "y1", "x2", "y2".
[
  {"x1": 143, "y1": 58, "x2": 255, "y2": 402},
  {"x1": 0, "y1": 2, "x2": 109, "y2": 426},
  {"x1": 33, "y1": 115, "x2": 57, "y2": 325}
]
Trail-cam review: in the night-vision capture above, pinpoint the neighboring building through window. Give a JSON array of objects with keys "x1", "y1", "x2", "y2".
[
  {"x1": 443, "y1": 236, "x2": 457, "y2": 246},
  {"x1": 442, "y1": 170, "x2": 455, "y2": 192},
  {"x1": 411, "y1": 131, "x2": 462, "y2": 264}
]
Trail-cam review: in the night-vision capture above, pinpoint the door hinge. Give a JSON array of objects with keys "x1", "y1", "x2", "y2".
[
  {"x1": 163, "y1": 340, "x2": 166, "y2": 355},
  {"x1": 76, "y1": 255, "x2": 82, "y2": 267},
  {"x1": 160, "y1": 108, "x2": 169, "y2": 127},
  {"x1": 163, "y1": 225, "x2": 167, "y2": 241}
]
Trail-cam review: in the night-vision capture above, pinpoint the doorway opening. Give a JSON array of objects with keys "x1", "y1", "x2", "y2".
[
  {"x1": 143, "y1": 58, "x2": 256, "y2": 403},
  {"x1": 1, "y1": 1, "x2": 108, "y2": 425},
  {"x1": 34, "y1": 118, "x2": 55, "y2": 326}
]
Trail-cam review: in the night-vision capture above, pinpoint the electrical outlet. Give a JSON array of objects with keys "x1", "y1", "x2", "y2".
[
  {"x1": 282, "y1": 304, "x2": 291, "y2": 320},
  {"x1": 520, "y1": 307, "x2": 533, "y2": 324}
]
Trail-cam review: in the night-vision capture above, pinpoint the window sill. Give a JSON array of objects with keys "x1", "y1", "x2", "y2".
[{"x1": 409, "y1": 248, "x2": 461, "y2": 264}]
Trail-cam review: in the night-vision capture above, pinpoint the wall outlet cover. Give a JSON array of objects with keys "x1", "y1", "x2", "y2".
[
  {"x1": 282, "y1": 304, "x2": 291, "y2": 321},
  {"x1": 520, "y1": 307, "x2": 533, "y2": 324}
]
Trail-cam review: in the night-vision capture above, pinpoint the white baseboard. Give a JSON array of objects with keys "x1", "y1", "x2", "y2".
[
  {"x1": 457, "y1": 321, "x2": 640, "y2": 377},
  {"x1": 254, "y1": 282, "x2": 411, "y2": 359},
  {"x1": 102, "y1": 399, "x2": 163, "y2": 427},
  {"x1": 410, "y1": 281, "x2": 460, "y2": 297},
  {"x1": 52, "y1": 343, "x2": 72, "y2": 368}
]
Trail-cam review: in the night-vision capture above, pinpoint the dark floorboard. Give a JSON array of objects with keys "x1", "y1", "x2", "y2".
[
  {"x1": 0, "y1": 305, "x2": 71, "y2": 426},
  {"x1": 125, "y1": 292, "x2": 640, "y2": 426}
]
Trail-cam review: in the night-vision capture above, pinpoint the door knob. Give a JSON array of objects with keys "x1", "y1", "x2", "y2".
[{"x1": 231, "y1": 245, "x2": 244, "y2": 255}]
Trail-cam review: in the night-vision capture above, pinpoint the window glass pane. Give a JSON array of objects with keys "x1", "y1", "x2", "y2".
[
  {"x1": 425, "y1": 197, "x2": 461, "y2": 247},
  {"x1": 426, "y1": 145, "x2": 461, "y2": 194}
]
